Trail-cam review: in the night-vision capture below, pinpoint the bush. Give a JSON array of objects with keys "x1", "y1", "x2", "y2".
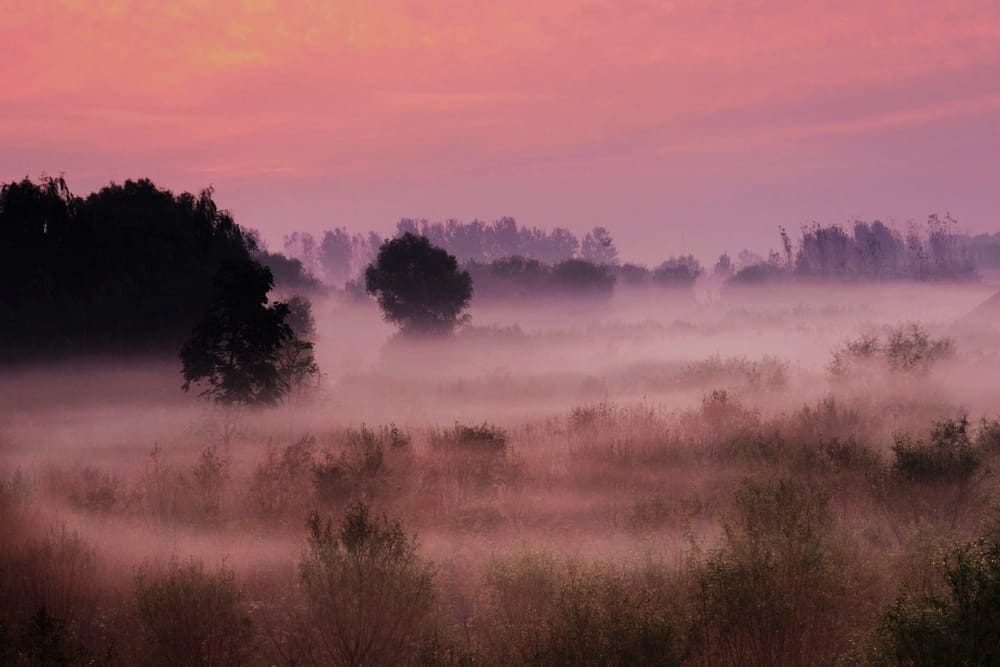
[
  {"x1": 484, "y1": 554, "x2": 681, "y2": 666},
  {"x1": 975, "y1": 417, "x2": 1000, "y2": 453},
  {"x1": 428, "y1": 423, "x2": 513, "y2": 492},
  {"x1": 652, "y1": 255, "x2": 702, "y2": 287},
  {"x1": 134, "y1": 560, "x2": 253, "y2": 667},
  {"x1": 550, "y1": 259, "x2": 615, "y2": 295},
  {"x1": 690, "y1": 478, "x2": 866, "y2": 665},
  {"x1": 191, "y1": 446, "x2": 229, "y2": 523},
  {"x1": 45, "y1": 465, "x2": 124, "y2": 514},
  {"x1": 891, "y1": 417, "x2": 981, "y2": 485},
  {"x1": 311, "y1": 424, "x2": 410, "y2": 507},
  {"x1": 877, "y1": 417, "x2": 986, "y2": 533},
  {"x1": 829, "y1": 325, "x2": 953, "y2": 380},
  {"x1": 870, "y1": 538, "x2": 1000, "y2": 665},
  {"x1": 885, "y1": 324, "x2": 954, "y2": 372},
  {"x1": 248, "y1": 436, "x2": 316, "y2": 522},
  {"x1": 0, "y1": 526, "x2": 104, "y2": 665},
  {"x1": 299, "y1": 503, "x2": 436, "y2": 666}
]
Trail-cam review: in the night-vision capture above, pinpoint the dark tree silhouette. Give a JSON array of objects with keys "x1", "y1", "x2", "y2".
[
  {"x1": 551, "y1": 258, "x2": 615, "y2": 293},
  {"x1": 0, "y1": 177, "x2": 280, "y2": 359},
  {"x1": 365, "y1": 233, "x2": 472, "y2": 335},
  {"x1": 653, "y1": 255, "x2": 703, "y2": 287},
  {"x1": 180, "y1": 260, "x2": 302, "y2": 406},
  {"x1": 276, "y1": 295, "x2": 321, "y2": 394}
]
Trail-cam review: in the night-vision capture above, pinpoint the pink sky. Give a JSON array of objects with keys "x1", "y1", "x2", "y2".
[{"x1": 3, "y1": 1, "x2": 999, "y2": 262}]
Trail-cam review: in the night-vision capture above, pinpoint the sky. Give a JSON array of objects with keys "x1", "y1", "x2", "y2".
[{"x1": 3, "y1": 0, "x2": 999, "y2": 262}]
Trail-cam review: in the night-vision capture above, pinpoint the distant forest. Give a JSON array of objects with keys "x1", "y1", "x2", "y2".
[
  {"x1": 2, "y1": 175, "x2": 997, "y2": 358},
  {"x1": 288, "y1": 214, "x2": 998, "y2": 294}
]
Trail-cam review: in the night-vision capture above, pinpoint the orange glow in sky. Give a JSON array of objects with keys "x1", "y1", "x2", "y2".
[{"x1": 3, "y1": 1, "x2": 999, "y2": 259}]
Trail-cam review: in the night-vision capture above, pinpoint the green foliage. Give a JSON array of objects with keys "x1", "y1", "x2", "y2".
[
  {"x1": 871, "y1": 539, "x2": 1000, "y2": 665},
  {"x1": 365, "y1": 233, "x2": 473, "y2": 335},
  {"x1": 300, "y1": 503, "x2": 436, "y2": 666},
  {"x1": 134, "y1": 560, "x2": 253, "y2": 667}
]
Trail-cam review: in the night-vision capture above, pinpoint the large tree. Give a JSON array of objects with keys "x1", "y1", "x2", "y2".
[
  {"x1": 180, "y1": 260, "x2": 306, "y2": 407},
  {"x1": 364, "y1": 233, "x2": 472, "y2": 335}
]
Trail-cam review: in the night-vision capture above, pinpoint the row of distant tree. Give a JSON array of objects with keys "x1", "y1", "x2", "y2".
[
  {"x1": 723, "y1": 216, "x2": 983, "y2": 284},
  {"x1": 284, "y1": 214, "x2": 994, "y2": 297},
  {"x1": 282, "y1": 219, "x2": 619, "y2": 286},
  {"x1": 3, "y1": 175, "x2": 996, "y2": 360}
]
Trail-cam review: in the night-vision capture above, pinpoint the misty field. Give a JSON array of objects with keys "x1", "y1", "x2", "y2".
[{"x1": 3, "y1": 282, "x2": 1000, "y2": 665}]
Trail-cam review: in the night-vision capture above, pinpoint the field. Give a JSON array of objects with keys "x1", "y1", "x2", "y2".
[{"x1": 3, "y1": 281, "x2": 1000, "y2": 665}]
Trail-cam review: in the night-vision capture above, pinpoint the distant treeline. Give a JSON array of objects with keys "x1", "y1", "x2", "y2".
[
  {"x1": 293, "y1": 214, "x2": 991, "y2": 298},
  {"x1": 0, "y1": 177, "x2": 315, "y2": 359},
  {"x1": 284, "y1": 219, "x2": 620, "y2": 286},
  {"x1": 3, "y1": 175, "x2": 996, "y2": 360},
  {"x1": 727, "y1": 216, "x2": 983, "y2": 285}
]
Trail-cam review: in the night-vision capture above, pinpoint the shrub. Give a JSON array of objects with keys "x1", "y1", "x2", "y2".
[
  {"x1": 870, "y1": 538, "x2": 1000, "y2": 665},
  {"x1": 679, "y1": 355, "x2": 789, "y2": 392},
  {"x1": 652, "y1": 255, "x2": 702, "y2": 287},
  {"x1": 428, "y1": 423, "x2": 512, "y2": 492},
  {"x1": 691, "y1": 478, "x2": 865, "y2": 665},
  {"x1": 248, "y1": 436, "x2": 316, "y2": 522},
  {"x1": 891, "y1": 417, "x2": 981, "y2": 485},
  {"x1": 484, "y1": 554, "x2": 681, "y2": 666},
  {"x1": 311, "y1": 425, "x2": 409, "y2": 507},
  {"x1": 975, "y1": 417, "x2": 1000, "y2": 453},
  {"x1": 694, "y1": 390, "x2": 761, "y2": 457},
  {"x1": 568, "y1": 401, "x2": 616, "y2": 433},
  {"x1": 312, "y1": 453, "x2": 352, "y2": 507},
  {"x1": 0, "y1": 526, "x2": 102, "y2": 665},
  {"x1": 136, "y1": 446, "x2": 187, "y2": 523},
  {"x1": 875, "y1": 417, "x2": 986, "y2": 534},
  {"x1": 829, "y1": 325, "x2": 953, "y2": 380},
  {"x1": 299, "y1": 503, "x2": 436, "y2": 666},
  {"x1": 191, "y1": 446, "x2": 229, "y2": 522},
  {"x1": 134, "y1": 560, "x2": 253, "y2": 667},
  {"x1": 550, "y1": 259, "x2": 615, "y2": 295},
  {"x1": 48, "y1": 465, "x2": 124, "y2": 514},
  {"x1": 885, "y1": 324, "x2": 954, "y2": 372},
  {"x1": 0, "y1": 468, "x2": 34, "y2": 514}
]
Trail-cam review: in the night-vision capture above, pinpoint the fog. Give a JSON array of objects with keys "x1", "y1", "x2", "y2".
[{"x1": 4, "y1": 279, "x2": 1000, "y2": 663}]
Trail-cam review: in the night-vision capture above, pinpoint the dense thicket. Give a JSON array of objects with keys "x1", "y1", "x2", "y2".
[{"x1": 0, "y1": 177, "x2": 290, "y2": 359}]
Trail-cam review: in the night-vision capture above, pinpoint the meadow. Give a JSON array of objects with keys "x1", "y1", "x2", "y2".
[{"x1": 3, "y1": 281, "x2": 1000, "y2": 665}]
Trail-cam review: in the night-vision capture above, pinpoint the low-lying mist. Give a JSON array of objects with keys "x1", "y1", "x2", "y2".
[{"x1": 3, "y1": 279, "x2": 1000, "y2": 664}]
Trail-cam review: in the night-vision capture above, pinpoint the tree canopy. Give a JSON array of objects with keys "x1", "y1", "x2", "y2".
[
  {"x1": 0, "y1": 176, "x2": 310, "y2": 360},
  {"x1": 365, "y1": 233, "x2": 473, "y2": 335},
  {"x1": 180, "y1": 261, "x2": 304, "y2": 407}
]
